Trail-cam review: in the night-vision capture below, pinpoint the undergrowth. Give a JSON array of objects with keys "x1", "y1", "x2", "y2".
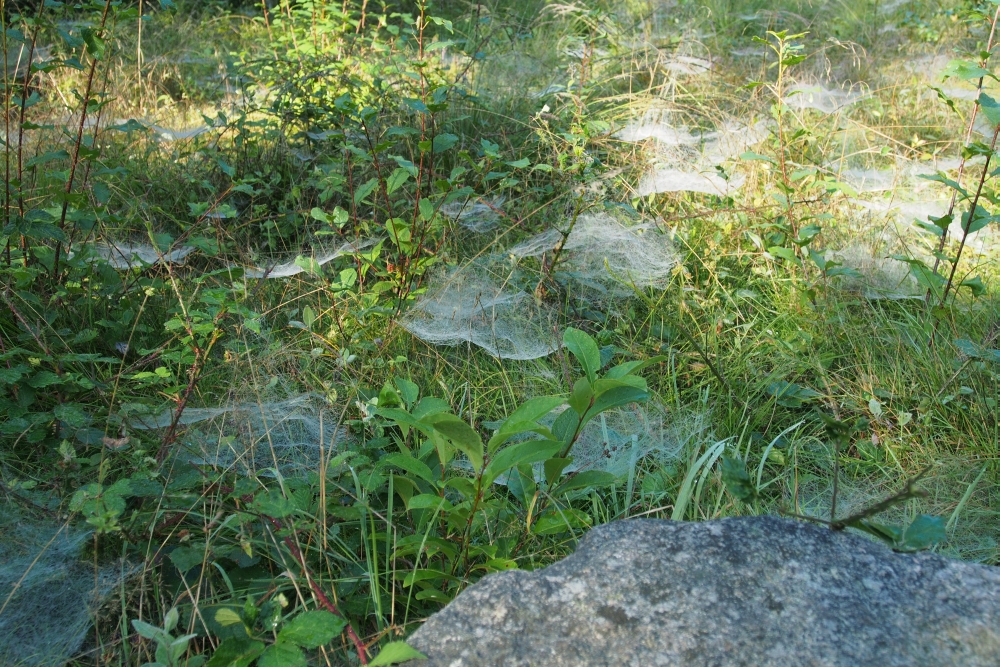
[{"x1": 0, "y1": 0, "x2": 997, "y2": 665}]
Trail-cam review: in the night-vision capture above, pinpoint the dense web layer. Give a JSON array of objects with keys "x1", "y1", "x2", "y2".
[
  {"x1": 828, "y1": 244, "x2": 924, "y2": 300},
  {"x1": 784, "y1": 83, "x2": 867, "y2": 114},
  {"x1": 401, "y1": 263, "x2": 561, "y2": 360},
  {"x1": 0, "y1": 511, "x2": 127, "y2": 666},
  {"x1": 130, "y1": 394, "x2": 347, "y2": 475},
  {"x1": 616, "y1": 112, "x2": 767, "y2": 195},
  {"x1": 440, "y1": 197, "x2": 505, "y2": 233},
  {"x1": 637, "y1": 168, "x2": 745, "y2": 197},
  {"x1": 244, "y1": 238, "x2": 377, "y2": 279},
  {"x1": 509, "y1": 213, "x2": 680, "y2": 295},
  {"x1": 74, "y1": 242, "x2": 196, "y2": 269},
  {"x1": 482, "y1": 404, "x2": 707, "y2": 484}
]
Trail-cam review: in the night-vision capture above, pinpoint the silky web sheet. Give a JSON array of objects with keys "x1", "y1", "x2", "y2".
[
  {"x1": 0, "y1": 511, "x2": 127, "y2": 666},
  {"x1": 130, "y1": 394, "x2": 346, "y2": 475},
  {"x1": 401, "y1": 262, "x2": 561, "y2": 360},
  {"x1": 508, "y1": 213, "x2": 680, "y2": 296}
]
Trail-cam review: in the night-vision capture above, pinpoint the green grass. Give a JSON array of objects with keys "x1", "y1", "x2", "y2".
[{"x1": 0, "y1": 0, "x2": 997, "y2": 665}]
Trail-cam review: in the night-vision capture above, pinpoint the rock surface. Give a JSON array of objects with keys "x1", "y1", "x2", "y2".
[{"x1": 403, "y1": 515, "x2": 1000, "y2": 667}]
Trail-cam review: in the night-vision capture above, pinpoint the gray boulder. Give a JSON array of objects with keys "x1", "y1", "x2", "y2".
[{"x1": 403, "y1": 515, "x2": 1000, "y2": 666}]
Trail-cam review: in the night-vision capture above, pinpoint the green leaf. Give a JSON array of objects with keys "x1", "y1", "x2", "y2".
[
  {"x1": 766, "y1": 381, "x2": 822, "y2": 408},
  {"x1": 980, "y1": 92, "x2": 1000, "y2": 128},
  {"x1": 407, "y1": 494, "x2": 452, "y2": 511},
  {"x1": 354, "y1": 178, "x2": 379, "y2": 204},
  {"x1": 169, "y1": 546, "x2": 204, "y2": 574},
  {"x1": 563, "y1": 328, "x2": 601, "y2": 384},
  {"x1": 369, "y1": 641, "x2": 428, "y2": 666},
  {"x1": 553, "y1": 470, "x2": 618, "y2": 493},
  {"x1": 131, "y1": 619, "x2": 165, "y2": 641},
  {"x1": 412, "y1": 397, "x2": 451, "y2": 420},
  {"x1": 293, "y1": 256, "x2": 323, "y2": 277},
  {"x1": 380, "y1": 452, "x2": 437, "y2": 485},
  {"x1": 568, "y1": 377, "x2": 594, "y2": 415},
  {"x1": 740, "y1": 151, "x2": 777, "y2": 165},
  {"x1": 918, "y1": 173, "x2": 969, "y2": 199},
  {"x1": 205, "y1": 638, "x2": 265, "y2": 667},
  {"x1": 214, "y1": 608, "x2": 243, "y2": 627},
  {"x1": 81, "y1": 28, "x2": 106, "y2": 59},
  {"x1": 394, "y1": 378, "x2": 419, "y2": 406},
  {"x1": 278, "y1": 610, "x2": 346, "y2": 649},
  {"x1": 483, "y1": 440, "x2": 562, "y2": 487},
  {"x1": 385, "y1": 168, "x2": 411, "y2": 195},
  {"x1": 253, "y1": 488, "x2": 296, "y2": 518},
  {"x1": 960, "y1": 276, "x2": 986, "y2": 297},
  {"x1": 423, "y1": 413, "x2": 483, "y2": 472},
  {"x1": 258, "y1": 641, "x2": 306, "y2": 667},
  {"x1": 531, "y1": 508, "x2": 592, "y2": 535},
  {"x1": 487, "y1": 396, "x2": 565, "y2": 453},
  {"x1": 720, "y1": 456, "x2": 758, "y2": 502},
  {"x1": 505, "y1": 158, "x2": 531, "y2": 168},
  {"x1": 898, "y1": 515, "x2": 946, "y2": 552},
  {"x1": 604, "y1": 357, "x2": 665, "y2": 380},
  {"x1": 432, "y1": 133, "x2": 459, "y2": 153},
  {"x1": 942, "y1": 59, "x2": 995, "y2": 82},
  {"x1": 581, "y1": 379, "x2": 650, "y2": 423},
  {"x1": 543, "y1": 457, "x2": 571, "y2": 486}
]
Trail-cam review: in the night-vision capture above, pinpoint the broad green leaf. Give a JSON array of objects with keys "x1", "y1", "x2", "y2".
[
  {"x1": 432, "y1": 133, "x2": 459, "y2": 153},
  {"x1": 423, "y1": 413, "x2": 483, "y2": 472},
  {"x1": 553, "y1": 470, "x2": 618, "y2": 494},
  {"x1": 407, "y1": 494, "x2": 452, "y2": 511},
  {"x1": 564, "y1": 328, "x2": 601, "y2": 383},
  {"x1": 740, "y1": 150, "x2": 777, "y2": 164},
  {"x1": 960, "y1": 276, "x2": 986, "y2": 297},
  {"x1": 214, "y1": 608, "x2": 243, "y2": 627},
  {"x1": 581, "y1": 381, "x2": 650, "y2": 424},
  {"x1": 958, "y1": 205, "x2": 994, "y2": 235},
  {"x1": 205, "y1": 638, "x2": 265, "y2": 667},
  {"x1": 942, "y1": 59, "x2": 995, "y2": 82},
  {"x1": 568, "y1": 377, "x2": 594, "y2": 415},
  {"x1": 131, "y1": 619, "x2": 165, "y2": 641},
  {"x1": 604, "y1": 356, "x2": 666, "y2": 380},
  {"x1": 765, "y1": 381, "x2": 822, "y2": 408},
  {"x1": 354, "y1": 178, "x2": 379, "y2": 204},
  {"x1": 169, "y1": 546, "x2": 204, "y2": 574},
  {"x1": 375, "y1": 407, "x2": 427, "y2": 433},
  {"x1": 487, "y1": 396, "x2": 564, "y2": 453},
  {"x1": 483, "y1": 440, "x2": 562, "y2": 487},
  {"x1": 394, "y1": 378, "x2": 419, "y2": 406},
  {"x1": 720, "y1": 456, "x2": 758, "y2": 502},
  {"x1": 253, "y1": 488, "x2": 296, "y2": 518},
  {"x1": 505, "y1": 158, "x2": 531, "y2": 168},
  {"x1": 385, "y1": 168, "x2": 411, "y2": 195},
  {"x1": 411, "y1": 396, "x2": 451, "y2": 420},
  {"x1": 898, "y1": 515, "x2": 946, "y2": 552},
  {"x1": 81, "y1": 28, "x2": 106, "y2": 59},
  {"x1": 278, "y1": 610, "x2": 346, "y2": 649},
  {"x1": 258, "y1": 641, "x2": 305, "y2": 667},
  {"x1": 380, "y1": 452, "x2": 437, "y2": 485},
  {"x1": 543, "y1": 457, "x2": 571, "y2": 486},
  {"x1": 918, "y1": 173, "x2": 969, "y2": 199},
  {"x1": 293, "y1": 256, "x2": 323, "y2": 277},
  {"x1": 531, "y1": 508, "x2": 592, "y2": 535},
  {"x1": 369, "y1": 641, "x2": 428, "y2": 666}
]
